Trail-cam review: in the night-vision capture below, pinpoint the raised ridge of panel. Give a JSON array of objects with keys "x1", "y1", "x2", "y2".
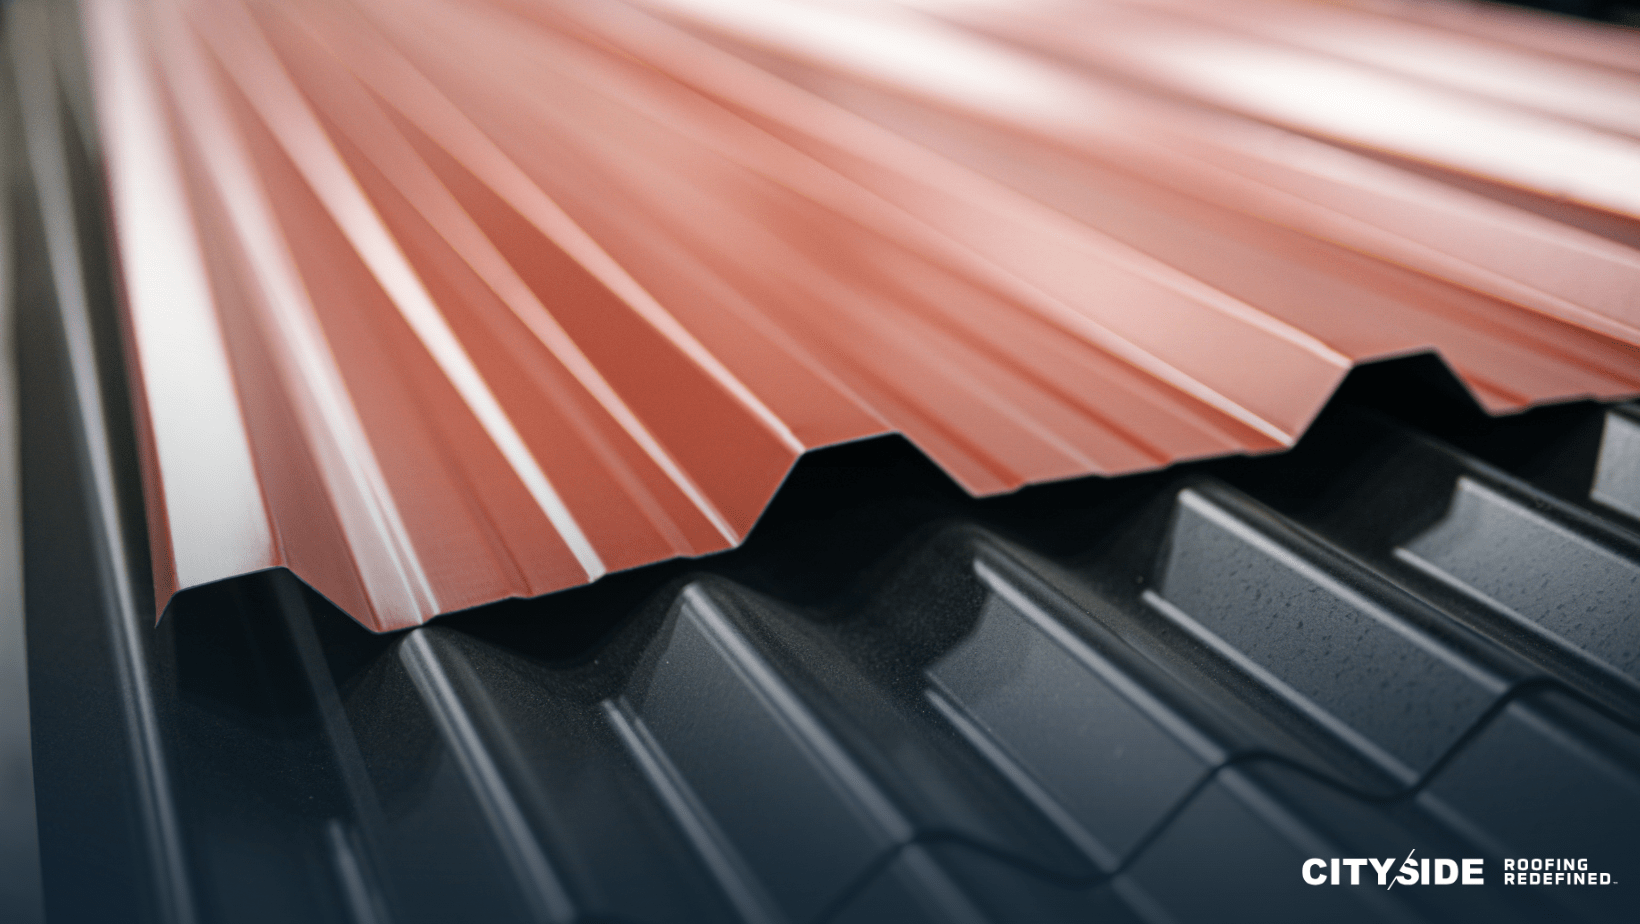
[
  {"x1": 1143, "y1": 482, "x2": 1516, "y2": 783},
  {"x1": 276, "y1": 589, "x2": 744, "y2": 924},
  {"x1": 607, "y1": 584, "x2": 912, "y2": 924},
  {"x1": 1399, "y1": 476, "x2": 1640, "y2": 684},
  {"x1": 1223, "y1": 404, "x2": 1640, "y2": 715},
  {"x1": 1592, "y1": 405, "x2": 1640, "y2": 522},
  {"x1": 924, "y1": 561, "x2": 1218, "y2": 870},
  {"x1": 649, "y1": 572, "x2": 1104, "y2": 884}
]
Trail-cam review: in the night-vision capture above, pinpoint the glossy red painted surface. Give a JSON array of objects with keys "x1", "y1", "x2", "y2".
[{"x1": 85, "y1": 0, "x2": 1640, "y2": 631}]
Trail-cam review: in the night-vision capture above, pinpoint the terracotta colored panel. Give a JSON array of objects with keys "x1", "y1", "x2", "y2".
[{"x1": 83, "y1": 0, "x2": 1640, "y2": 631}]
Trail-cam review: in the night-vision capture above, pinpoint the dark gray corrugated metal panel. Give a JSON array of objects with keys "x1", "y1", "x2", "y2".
[
  {"x1": 85, "y1": 0, "x2": 1640, "y2": 631},
  {"x1": 13, "y1": 17, "x2": 1640, "y2": 914}
]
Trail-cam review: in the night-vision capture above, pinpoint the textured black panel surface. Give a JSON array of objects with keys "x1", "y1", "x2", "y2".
[{"x1": 1593, "y1": 405, "x2": 1640, "y2": 522}]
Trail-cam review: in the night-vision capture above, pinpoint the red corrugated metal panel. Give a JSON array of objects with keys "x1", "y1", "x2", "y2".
[{"x1": 83, "y1": 0, "x2": 1640, "y2": 632}]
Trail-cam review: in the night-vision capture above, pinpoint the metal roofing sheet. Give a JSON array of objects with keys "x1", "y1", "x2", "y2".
[{"x1": 84, "y1": 0, "x2": 1640, "y2": 631}]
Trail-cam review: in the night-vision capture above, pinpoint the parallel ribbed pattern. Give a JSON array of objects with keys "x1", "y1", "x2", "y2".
[
  {"x1": 21, "y1": 4, "x2": 1640, "y2": 921},
  {"x1": 84, "y1": 0, "x2": 1640, "y2": 630},
  {"x1": 237, "y1": 406, "x2": 1640, "y2": 924},
  {"x1": 28, "y1": 390, "x2": 1640, "y2": 923}
]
